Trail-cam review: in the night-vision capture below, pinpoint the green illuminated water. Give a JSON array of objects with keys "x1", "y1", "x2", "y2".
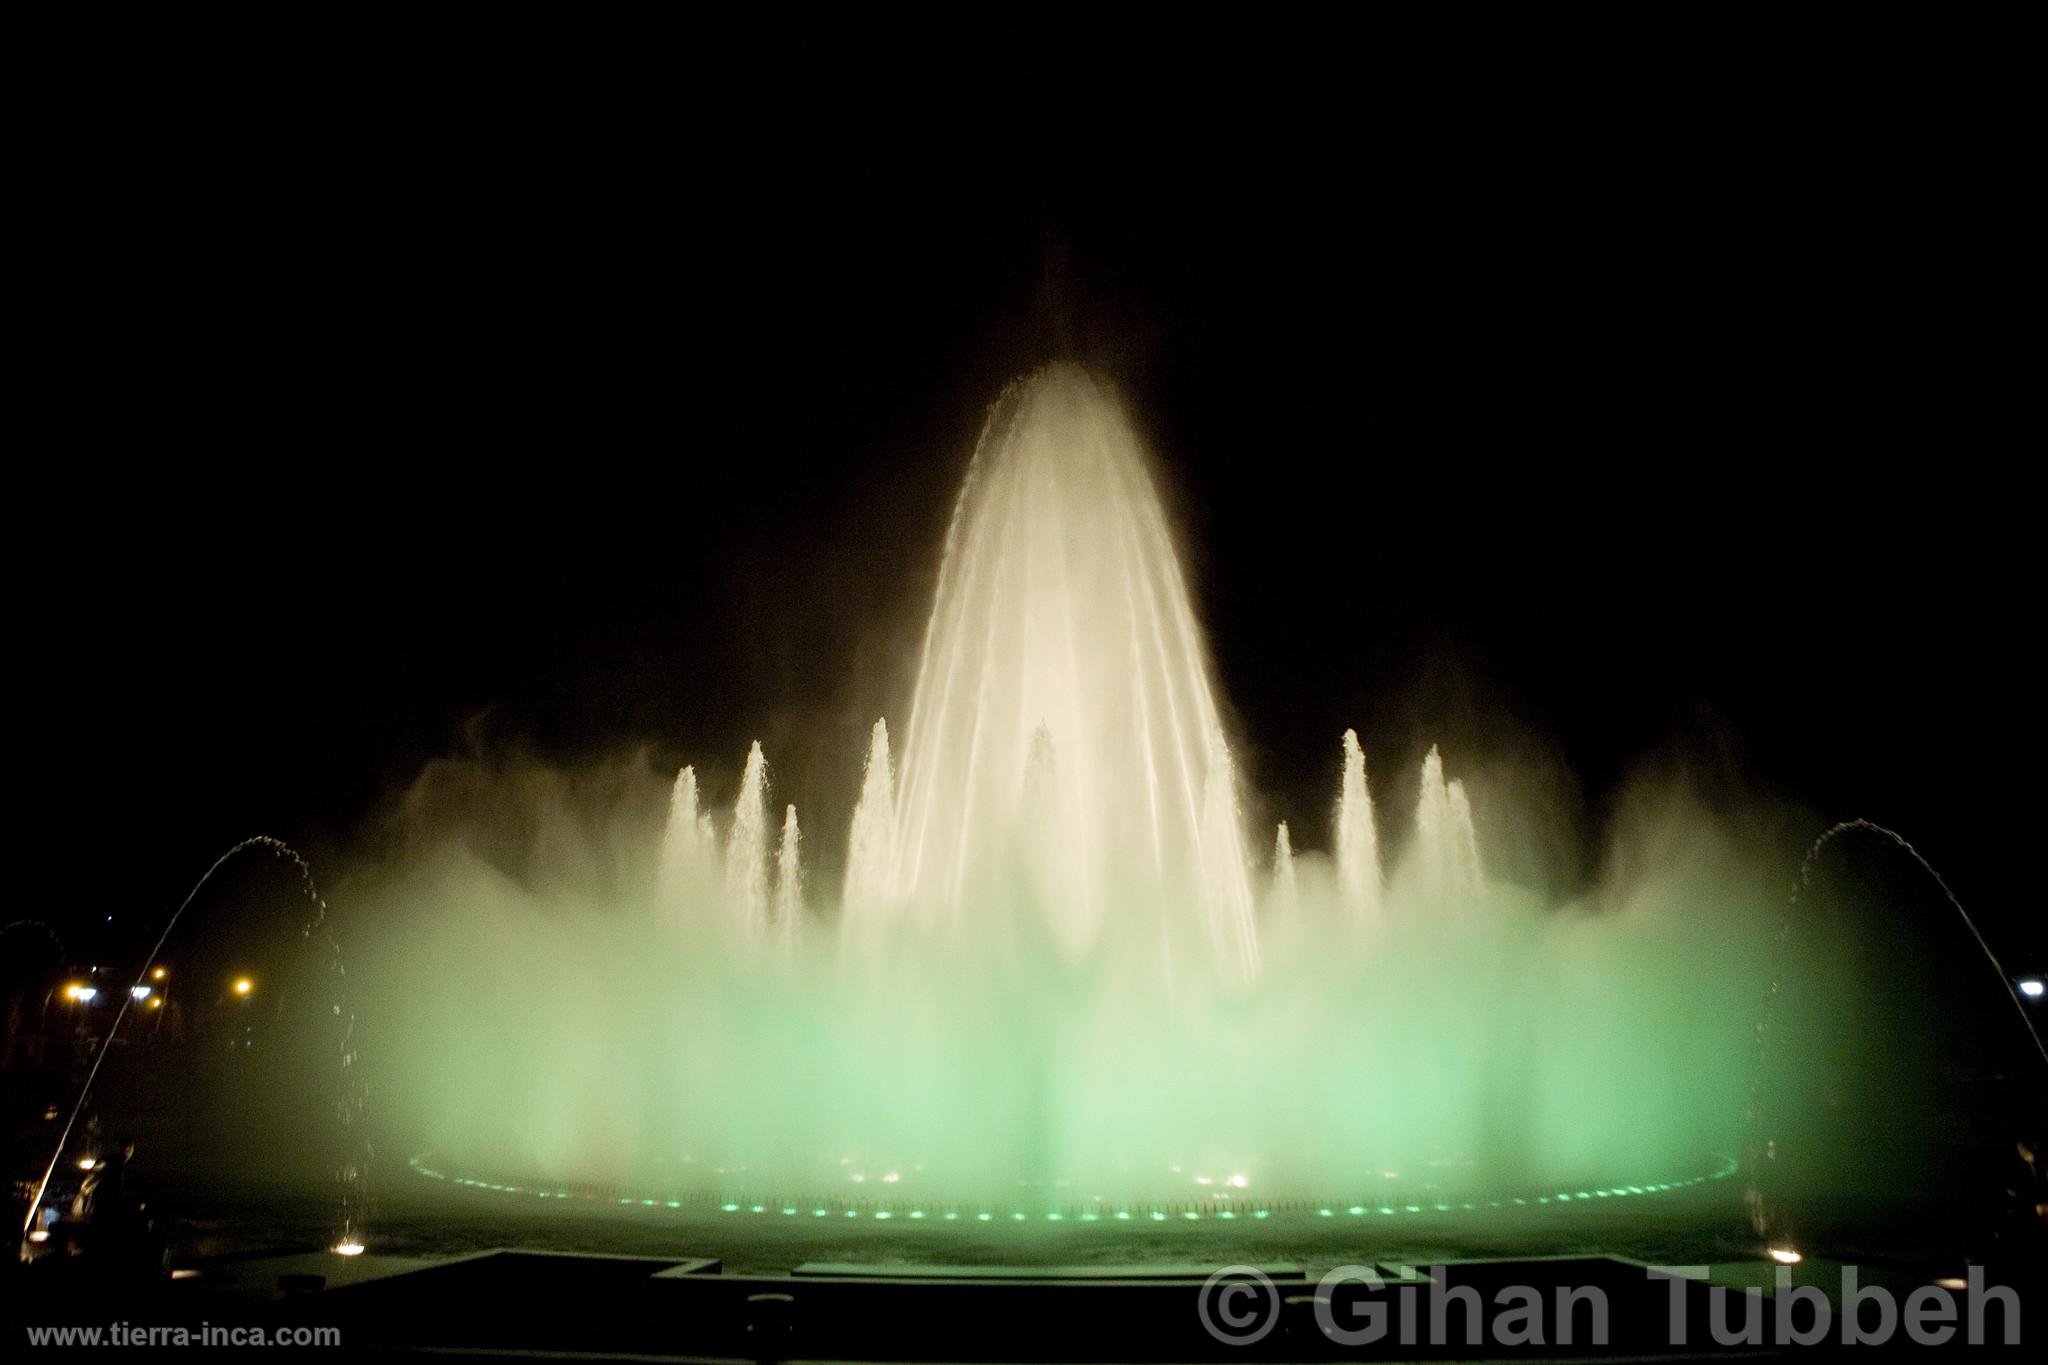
[{"x1": 353, "y1": 368, "x2": 1790, "y2": 1219}]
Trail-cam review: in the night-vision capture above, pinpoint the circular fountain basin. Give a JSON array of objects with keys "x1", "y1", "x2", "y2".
[{"x1": 410, "y1": 1150, "x2": 1739, "y2": 1229}]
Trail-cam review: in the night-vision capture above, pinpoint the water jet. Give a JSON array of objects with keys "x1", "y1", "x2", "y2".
[{"x1": 363, "y1": 366, "x2": 1797, "y2": 1236}]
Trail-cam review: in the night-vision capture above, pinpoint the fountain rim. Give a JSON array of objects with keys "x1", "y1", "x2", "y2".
[{"x1": 407, "y1": 1151, "x2": 1740, "y2": 1227}]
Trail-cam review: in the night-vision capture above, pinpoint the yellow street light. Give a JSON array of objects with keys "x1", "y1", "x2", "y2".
[{"x1": 232, "y1": 977, "x2": 253, "y2": 997}]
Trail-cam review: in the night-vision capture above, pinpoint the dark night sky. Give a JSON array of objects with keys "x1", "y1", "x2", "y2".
[{"x1": 20, "y1": 84, "x2": 2039, "y2": 969}]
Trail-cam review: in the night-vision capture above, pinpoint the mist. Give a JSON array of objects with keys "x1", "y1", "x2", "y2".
[{"x1": 328, "y1": 369, "x2": 1858, "y2": 1222}]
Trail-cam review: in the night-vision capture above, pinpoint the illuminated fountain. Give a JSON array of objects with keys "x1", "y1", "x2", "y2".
[
  {"x1": 18, "y1": 366, "x2": 2031, "y2": 1279},
  {"x1": 369, "y1": 365, "x2": 1775, "y2": 1224}
]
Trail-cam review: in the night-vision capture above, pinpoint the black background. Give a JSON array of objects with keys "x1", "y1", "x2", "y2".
[{"x1": 20, "y1": 69, "x2": 2038, "y2": 968}]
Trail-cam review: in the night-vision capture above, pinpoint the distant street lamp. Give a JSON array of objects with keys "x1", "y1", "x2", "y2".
[{"x1": 232, "y1": 977, "x2": 254, "y2": 997}]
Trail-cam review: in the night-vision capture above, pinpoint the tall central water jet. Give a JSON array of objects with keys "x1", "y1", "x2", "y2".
[{"x1": 847, "y1": 366, "x2": 1257, "y2": 978}]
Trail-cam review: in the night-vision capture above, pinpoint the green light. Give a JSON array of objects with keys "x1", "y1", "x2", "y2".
[
  {"x1": 720, "y1": 1203, "x2": 739, "y2": 1212},
  {"x1": 812, "y1": 1209, "x2": 828, "y2": 1217},
  {"x1": 874, "y1": 1211, "x2": 891, "y2": 1219},
  {"x1": 1405, "y1": 1204, "x2": 1421, "y2": 1212},
  {"x1": 1253, "y1": 1210, "x2": 1269, "y2": 1219},
  {"x1": 1012, "y1": 1212, "x2": 1027, "y2": 1221},
  {"x1": 1182, "y1": 1211, "x2": 1200, "y2": 1220},
  {"x1": 1114, "y1": 1211, "x2": 1131, "y2": 1220},
  {"x1": 1348, "y1": 1206, "x2": 1366, "y2": 1215},
  {"x1": 666, "y1": 1200, "x2": 682, "y2": 1209},
  {"x1": 1378, "y1": 1206, "x2": 1394, "y2": 1215},
  {"x1": 908, "y1": 1211, "x2": 924, "y2": 1219},
  {"x1": 1149, "y1": 1211, "x2": 1166, "y2": 1221},
  {"x1": 1317, "y1": 1208, "x2": 1333, "y2": 1217},
  {"x1": 977, "y1": 1212, "x2": 992, "y2": 1221}
]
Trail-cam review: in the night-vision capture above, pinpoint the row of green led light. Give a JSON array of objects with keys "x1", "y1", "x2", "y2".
[
  {"x1": 417, "y1": 1153, "x2": 1738, "y2": 1223},
  {"x1": 707, "y1": 1203, "x2": 1288, "y2": 1222},
  {"x1": 708, "y1": 1157, "x2": 1738, "y2": 1222},
  {"x1": 410, "y1": 1156, "x2": 658, "y2": 1205}
]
